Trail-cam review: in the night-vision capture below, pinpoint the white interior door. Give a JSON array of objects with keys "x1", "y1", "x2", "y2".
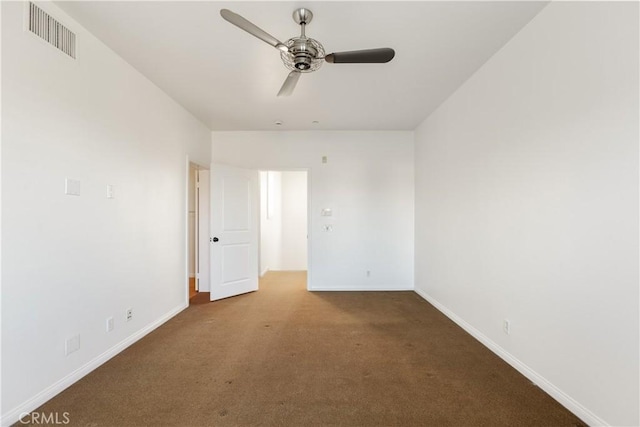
[{"x1": 210, "y1": 163, "x2": 259, "y2": 301}]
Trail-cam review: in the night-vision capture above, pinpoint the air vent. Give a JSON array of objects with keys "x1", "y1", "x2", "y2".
[{"x1": 28, "y1": 2, "x2": 76, "y2": 59}]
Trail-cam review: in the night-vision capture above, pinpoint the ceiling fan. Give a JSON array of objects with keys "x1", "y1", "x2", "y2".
[{"x1": 220, "y1": 8, "x2": 395, "y2": 96}]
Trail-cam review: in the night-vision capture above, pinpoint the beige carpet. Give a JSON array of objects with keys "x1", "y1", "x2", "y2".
[{"x1": 25, "y1": 271, "x2": 584, "y2": 426}]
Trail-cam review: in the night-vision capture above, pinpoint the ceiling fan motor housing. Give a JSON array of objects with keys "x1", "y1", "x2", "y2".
[{"x1": 281, "y1": 37, "x2": 325, "y2": 72}]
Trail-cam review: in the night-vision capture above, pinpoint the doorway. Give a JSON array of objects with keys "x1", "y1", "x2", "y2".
[
  {"x1": 188, "y1": 163, "x2": 197, "y2": 298},
  {"x1": 187, "y1": 162, "x2": 210, "y2": 304},
  {"x1": 259, "y1": 170, "x2": 308, "y2": 284}
]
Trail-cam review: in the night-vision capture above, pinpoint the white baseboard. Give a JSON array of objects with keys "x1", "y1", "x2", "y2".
[
  {"x1": 260, "y1": 268, "x2": 269, "y2": 277},
  {"x1": 1, "y1": 303, "x2": 188, "y2": 427},
  {"x1": 413, "y1": 287, "x2": 607, "y2": 427},
  {"x1": 310, "y1": 286, "x2": 414, "y2": 291}
]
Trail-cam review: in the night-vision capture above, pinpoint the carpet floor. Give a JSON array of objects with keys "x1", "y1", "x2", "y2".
[{"x1": 26, "y1": 271, "x2": 584, "y2": 426}]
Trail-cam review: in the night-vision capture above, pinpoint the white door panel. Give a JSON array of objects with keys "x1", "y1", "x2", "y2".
[{"x1": 210, "y1": 164, "x2": 258, "y2": 301}]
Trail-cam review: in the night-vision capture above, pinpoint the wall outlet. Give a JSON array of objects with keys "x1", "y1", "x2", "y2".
[
  {"x1": 503, "y1": 319, "x2": 511, "y2": 335},
  {"x1": 64, "y1": 178, "x2": 81, "y2": 196},
  {"x1": 126, "y1": 308, "x2": 133, "y2": 322},
  {"x1": 65, "y1": 335, "x2": 80, "y2": 355},
  {"x1": 106, "y1": 317, "x2": 114, "y2": 332}
]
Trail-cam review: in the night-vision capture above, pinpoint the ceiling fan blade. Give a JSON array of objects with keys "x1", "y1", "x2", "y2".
[
  {"x1": 277, "y1": 71, "x2": 301, "y2": 97},
  {"x1": 220, "y1": 9, "x2": 288, "y2": 52},
  {"x1": 325, "y1": 48, "x2": 395, "y2": 64}
]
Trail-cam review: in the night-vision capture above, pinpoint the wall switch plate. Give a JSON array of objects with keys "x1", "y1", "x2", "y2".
[
  {"x1": 321, "y1": 208, "x2": 332, "y2": 217},
  {"x1": 106, "y1": 317, "x2": 114, "y2": 332},
  {"x1": 65, "y1": 335, "x2": 80, "y2": 355},
  {"x1": 65, "y1": 179, "x2": 81, "y2": 196},
  {"x1": 503, "y1": 319, "x2": 511, "y2": 335},
  {"x1": 106, "y1": 185, "x2": 115, "y2": 199},
  {"x1": 322, "y1": 156, "x2": 328, "y2": 164}
]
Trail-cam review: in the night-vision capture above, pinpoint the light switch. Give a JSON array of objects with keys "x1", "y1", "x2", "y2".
[
  {"x1": 65, "y1": 179, "x2": 80, "y2": 196},
  {"x1": 65, "y1": 335, "x2": 80, "y2": 355},
  {"x1": 106, "y1": 185, "x2": 115, "y2": 199},
  {"x1": 321, "y1": 208, "x2": 332, "y2": 217}
]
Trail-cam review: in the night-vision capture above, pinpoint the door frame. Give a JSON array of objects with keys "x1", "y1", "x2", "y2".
[
  {"x1": 185, "y1": 156, "x2": 210, "y2": 304},
  {"x1": 258, "y1": 168, "x2": 312, "y2": 291}
]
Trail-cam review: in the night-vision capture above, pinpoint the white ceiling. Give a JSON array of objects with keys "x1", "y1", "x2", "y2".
[{"x1": 56, "y1": 1, "x2": 547, "y2": 131}]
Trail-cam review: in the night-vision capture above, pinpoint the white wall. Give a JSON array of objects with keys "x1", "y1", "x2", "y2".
[
  {"x1": 214, "y1": 131, "x2": 414, "y2": 291},
  {"x1": 1, "y1": 2, "x2": 211, "y2": 424},
  {"x1": 260, "y1": 171, "x2": 282, "y2": 274},
  {"x1": 280, "y1": 171, "x2": 307, "y2": 271},
  {"x1": 414, "y1": 2, "x2": 638, "y2": 426}
]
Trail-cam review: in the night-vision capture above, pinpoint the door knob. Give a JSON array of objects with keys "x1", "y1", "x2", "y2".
[{"x1": 211, "y1": 237, "x2": 219, "y2": 242}]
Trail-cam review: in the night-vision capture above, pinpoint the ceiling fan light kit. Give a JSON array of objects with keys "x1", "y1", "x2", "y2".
[{"x1": 220, "y1": 8, "x2": 395, "y2": 97}]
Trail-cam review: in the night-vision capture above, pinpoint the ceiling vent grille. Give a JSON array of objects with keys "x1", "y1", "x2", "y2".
[{"x1": 28, "y1": 2, "x2": 76, "y2": 59}]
